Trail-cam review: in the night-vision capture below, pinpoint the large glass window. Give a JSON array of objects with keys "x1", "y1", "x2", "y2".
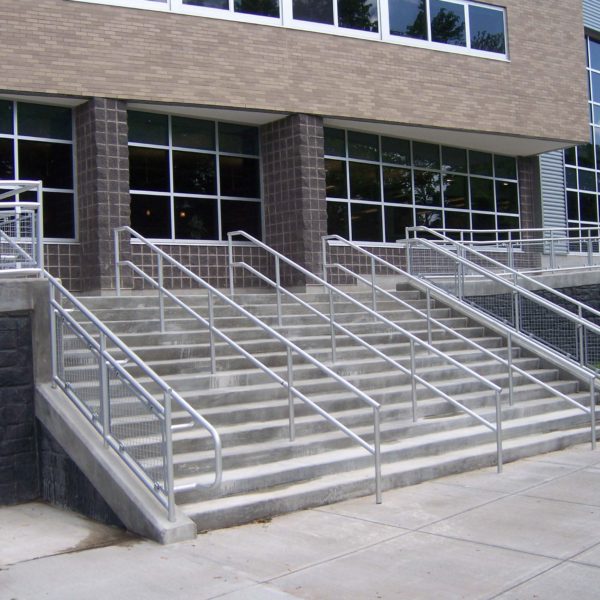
[
  {"x1": 325, "y1": 127, "x2": 519, "y2": 243},
  {"x1": 564, "y1": 37, "x2": 600, "y2": 251},
  {"x1": 0, "y1": 100, "x2": 75, "y2": 239},
  {"x1": 128, "y1": 111, "x2": 262, "y2": 241},
  {"x1": 75, "y1": 0, "x2": 507, "y2": 58}
]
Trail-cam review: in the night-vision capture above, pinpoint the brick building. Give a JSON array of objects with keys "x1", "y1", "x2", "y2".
[{"x1": 0, "y1": 0, "x2": 593, "y2": 291}]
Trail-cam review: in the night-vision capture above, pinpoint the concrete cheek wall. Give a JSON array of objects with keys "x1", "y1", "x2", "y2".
[{"x1": 0, "y1": 0, "x2": 588, "y2": 145}]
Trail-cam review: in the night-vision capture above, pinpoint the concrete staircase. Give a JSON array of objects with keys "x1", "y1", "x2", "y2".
[{"x1": 72, "y1": 285, "x2": 594, "y2": 531}]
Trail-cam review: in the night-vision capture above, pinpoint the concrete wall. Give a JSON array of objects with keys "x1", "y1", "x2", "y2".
[{"x1": 0, "y1": 0, "x2": 588, "y2": 145}]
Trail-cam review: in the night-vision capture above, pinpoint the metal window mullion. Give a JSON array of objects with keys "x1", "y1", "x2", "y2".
[
  {"x1": 332, "y1": 0, "x2": 338, "y2": 27},
  {"x1": 168, "y1": 115, "x2": 176, "y2": 241},
  {"x1": 215, "y1": 121, "x2": 223, "y2": 241},
  {"x1": 464, "y1": 3, "x2": 471, "y2": 50},
  {"x1": 425, "y1": 0, "x2": 432, "y2": 42}
]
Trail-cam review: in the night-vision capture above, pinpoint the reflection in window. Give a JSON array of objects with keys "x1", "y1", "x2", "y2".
[
  {"x1": 389, "y1": 0, "x2": 427, "y2": 40},
  {"x1": 338, "y1": 0, "x2": 378, "y2": 32},
  {"x1": 325, "y1": 127, "x2": 519, "y2": 243},
  {"x1": 234, "y1": 0, "x2": 279, "y2": 17},
  {"x1": 430, "y1": 0, "x2": 465, "y2": 46},
  {"x1": 469, "y1": 5, "x2": 505, "y2": 54},
  {"x1": 184, "y1": 0, "x2": 228, "y2": 9},
  {"x1": 128, "y1": 111, "x2": 262, "y2": 240},
  {"x1": 293, "y1": 0, "x2": 333, "y2": 24}
]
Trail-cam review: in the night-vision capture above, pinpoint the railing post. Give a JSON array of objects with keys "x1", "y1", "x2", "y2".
[
  {"x1": 373, "y1": 407, "x2": 382, "y2": 504},
  {"x1": 164, "y1": 390, "x2": 176, "y2": 523},
  {"x1": 371, "y1": 255, "x2": 377, "y2": 315},
  {"x1": 99, "y1": 332, "x2": 110, "y2": 447},
  {"x1": 227, "y1": 233, "x2": 235, "y2": 299},
  {"x1": 157, "y1": 254, "x2": 165, "y2": 334},
  {"x1": 495, "y1": 390, "x2": 503, "y2": 473},
  {"x1": 550, "y1": 236, "x2": 556, "y2": 270},
  {"x1": 329, "y1": 286, "x2": 337, "y2": 364},
  {"x1": 507, "y1": 332, "x2": 514, "y2": 406},
  {"x1": 589, "y1": 232, "x2": 594, "y2": 267},
  {"x1": 35, "y1": 183, "x2": 44, "y2": 272},
  {"x1": 507, "y1": 240, "x2": 514, "y2": 271},
  {"x1": 426, "y1": 287, "x2": 433, "y2": 349},
  {"x1": 321, "y1": 237, "x2": 328, "y2": 282},
  {"x1": 590, "y1": 376, "x2": 596, "y2": 451},
  {"x1": 405, "y1": 236, "x2": 412, "y2": 274},
  {"x1": 208, "y1": 289, "x2": 216, "y2": 374},
  {"x1": 410, "y1": 338, "x2": 417, "y2": 422},
  {"x1": 49, "y1": 285, "x2": 58, "y2": 387},
  {"x1": 275, "y1": 256, "x2": 282, "y2": 327},
  {"x1": 287, "y1": 347, "x2": 295, "y2": 442},
  {"x1": 577, "y1": 324, "x2": 585, "y2": 368},
  {"x1": 513, "y1": 290, "x2": 521, "y2": 332},
  {"x1": 114, "y1": 229, "x2": 121, "y2": 297}
]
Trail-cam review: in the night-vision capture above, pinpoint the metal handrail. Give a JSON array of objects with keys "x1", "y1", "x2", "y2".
[
  {"x1": 407, "y1": 230, "x2": 600, "y2": 368},
  {"x1": 47, "y1": 272, "x2": 222, "y2": 522},
  {"x1": 228, "y1": 231, "x2": 504, "y2": 472},
  {"x1": 407, "y1": 227, "x2": 600, "y2": 322},
  {"x1": 322, "y1": 235, "x2": 597, "y2": 450},
  {"x1": 115, "y1": 226, "x2": 384, "y2": 503},
  {"x1": 0, "y1": 180, "x2": 44, "y2": 273}
]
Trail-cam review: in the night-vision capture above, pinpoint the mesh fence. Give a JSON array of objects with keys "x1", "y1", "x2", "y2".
[
  {"x1": 0, "y1": 210, "x2": 36, "y2": 270},
  {"x1": 410, "y1": 240, "x2": 600, "y2": 371}
]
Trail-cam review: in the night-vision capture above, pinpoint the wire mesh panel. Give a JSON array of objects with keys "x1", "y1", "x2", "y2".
[
  {"x1": 107, "y1": 369, "x2": 168, "y2": 496},
  {"x1": 0, "y1": 210, "x2": 36, "y2": 270},
  {"x1": 57, "y1": 316, "x2": 102, "y2": 422}
]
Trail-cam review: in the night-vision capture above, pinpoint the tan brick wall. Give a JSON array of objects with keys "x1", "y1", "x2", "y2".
[{"x1": 0, "y1": 0, "x2": 588, "y2": 145}]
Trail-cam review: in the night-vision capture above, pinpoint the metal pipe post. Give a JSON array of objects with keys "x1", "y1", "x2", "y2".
[
  {"x1": 208, "y1": 289, "x2": 216, "y2": 374},
  {"x1": 373, "y1": 407, "x2": 382, "y2": 504},
  {"x1": 410, "y1": 338, "x2": 417, "y2": 422},
  {"x1": 287, "y1": 347, "x2": 295, "y2": 441},
  {"x1": 49, "y1": 285, "x2": 58, "y2": 387},
  {"x1": 114, "y1": 229, "x2": 121, "y2": 297},
  {"x1": 371, "y1": 256, "x2": 377, "y2": 314},
  {"x1": 275, "y1": 256, "x2": 282, "y2": 327},
  {"x1": 99, "y1": 332, "x2": 110, "y2": 447},
  {"x1": 591, "y1": 377, "x2": 597, "y2": 451},
  {"x1": 164, "y1": 390, "x2": 176, "y2": 523},
  {"x1": 495, "y1": 390, "x2": 503, "y2": 473},
  {"x1": 329, "y1": 286, "x2": 337, "y2": 364},
  {"x1": 227, "y1": 234, "x2": 235, "y2": 298},
  {"x1": 157, "y1": 254, "x2": 165, "y2": 334},
  {"x1": 426, "y1": 288, "x2": 432, "y2": 349},
  {"x1": 507, "y1": 332, "x2": 514, "y2": 406}
]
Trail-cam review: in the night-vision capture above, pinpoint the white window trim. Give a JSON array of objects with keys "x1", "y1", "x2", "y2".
[{"x1": 67, "y1": 0, "x2": 509, "y2": 62}]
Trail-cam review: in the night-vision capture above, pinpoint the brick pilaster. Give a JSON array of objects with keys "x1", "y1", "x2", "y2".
[
  {"x1": 260, "y1": 114, "x2": 327, "y2": 285},
  {"x1": 75, "y1": 98, "x2": 130, "y2": 292}
]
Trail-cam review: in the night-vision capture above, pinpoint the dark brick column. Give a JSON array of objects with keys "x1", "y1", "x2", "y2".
[
  {"x1": 260, "y1": 114, "x2": 327, "y2": 285},
  {"x1": 517, "y1": 155, "x2": 543, "y2": 270},
  {"x1": 0, "y1": 315, "x2": 38, "y2": 505},
  {"x1": 75, "y1": 98, "x2": 130, "y2": 292}
]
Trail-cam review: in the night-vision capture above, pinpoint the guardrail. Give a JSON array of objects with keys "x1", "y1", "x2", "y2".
[
  {"x1": 406, "y1": 227, "x2": 600, "y2": 373},
  {"x1": 0, "y1": 180, "x2": 43, "y2": 274},
  {"x1": 115, "y1": 226, "x2": 384, "y2": 503},
  {"x1": 228, "y1": 230, "x2": 504, "y2": 473},
  {"x1": 322, "y1": 234, "x2": 597, "y2": 451},
  {"x1": 48, "y1": 272, "x2": 222, "y2": 522}
]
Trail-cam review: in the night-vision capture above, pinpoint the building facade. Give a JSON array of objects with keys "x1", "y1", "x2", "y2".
[{"x1": 0, "y1": 0, "x2": 590, "y2": 291}]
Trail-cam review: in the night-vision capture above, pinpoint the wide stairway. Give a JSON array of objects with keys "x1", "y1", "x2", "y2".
[{"x1": 73, "y1": 284, "x2": 593, "y2": 530}]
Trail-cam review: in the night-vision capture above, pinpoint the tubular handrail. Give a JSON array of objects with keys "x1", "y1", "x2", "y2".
[
  {"x1": 322, "y1": 234, "x2": 597, "y2": 450},
  {"x1": 0, "y1": 180, "x2": 44, "y2": 273},
  {"x1": 115, "y1": 226, "x2": 384, "y2": 503},
  {"x1": 406, "y1": 231, "x2": 600, "y2": 365},
  {"x1": 407, "y1": 226, "x2": 600, "y2": 322},
  {"x1": 47, "y1": 271, "x2": 222, "y2": 522},
  {"x1": 228, "y1": 231, "x2": 504, "y2": 472}
]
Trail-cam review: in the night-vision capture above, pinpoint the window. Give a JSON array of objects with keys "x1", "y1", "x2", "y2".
[
  {"x1": 128, "y1": 111, "x2": 262, "y2": 241},
  {"x1": 0, "y1": 100, "x2": 75, "y2": 239},
  {"x1": 325, "y1": 127, "x2": 519, "y2": 243},
  {"x1": 564, "y1": 37, "x2": 600, "y2": 251},
  {"x1": 73, "y1": 0, "x2": 507, "y2": 59}
]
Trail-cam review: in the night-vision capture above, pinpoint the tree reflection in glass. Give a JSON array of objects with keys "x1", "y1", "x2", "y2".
[
  {"x1": 389, "y1": 0, "x2": 427, "y2": 40},
  {"x1": 338, "y1": 0, "x2": 378, "y2": 32},
  {"x1": 430, "y1": 0, "x2": 465, "y2": 46},
  {"x1": 234, "y1": 0, "x2": 279, "y2": 17}
]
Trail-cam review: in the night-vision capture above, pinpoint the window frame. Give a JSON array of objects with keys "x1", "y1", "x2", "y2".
[
  {"x1": 67, "y1": 0, "x2": 509, "y2": 61},
  {"x1": 325, "y1": 127, "x2": 520, "y2": 244},
  {"x1": 0, "y1": 100, "x2": 77, "y2": 242},
  {"x1": 128, "y1": 111, "x2": 264, "y2": 242}
]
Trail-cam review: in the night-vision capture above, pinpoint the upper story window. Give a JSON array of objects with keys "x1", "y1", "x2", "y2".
[{"x1": 72, "y1": 0, "x2": 508, "y2": 59}]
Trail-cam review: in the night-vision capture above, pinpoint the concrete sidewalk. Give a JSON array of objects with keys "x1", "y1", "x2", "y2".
[{"x1": 2, "y1": 444, "x2": 600, "y2": 599}]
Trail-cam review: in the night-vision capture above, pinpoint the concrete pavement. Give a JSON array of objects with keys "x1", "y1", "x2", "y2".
[{"x1": 2, "y1": 444, "x2": 600, "y2": 599}]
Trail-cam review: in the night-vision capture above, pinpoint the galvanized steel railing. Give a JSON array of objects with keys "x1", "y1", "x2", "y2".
[
  {"x1": 228, "y1": 230, "x2": 504, "y2": 473},
  {"x1": 0, "y1": 180, "x2": 44, "y2": 275},
  {"x1": 48, "y1": 273, "x2": 222, "y2": 522},
  {"x1": 322, "y1": 234, "x2": 597, "y2": 451},
  {"x1": 115, "y1": 226, "x2": 384, "y2": 503},
  {"x1": 407, "y1": 227, "x2": 600, "y2": 373}
]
